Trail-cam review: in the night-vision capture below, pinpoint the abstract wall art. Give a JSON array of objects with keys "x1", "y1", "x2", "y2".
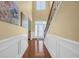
[{"x1": 0, "y1": 1, "x2": 19, "y2": 25}]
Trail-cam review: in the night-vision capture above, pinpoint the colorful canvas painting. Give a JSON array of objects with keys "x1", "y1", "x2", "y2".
[{"x1": 0, "y1": 1, "x2": 19, "y2": 25}]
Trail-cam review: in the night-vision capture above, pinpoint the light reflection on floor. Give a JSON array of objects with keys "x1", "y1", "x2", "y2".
[
  {"x1": 35, "y1": 40, "x2": 44, "y2": 56},
  {"x1": 23, "y1": 39, "x2": 51, "y2": 58}
]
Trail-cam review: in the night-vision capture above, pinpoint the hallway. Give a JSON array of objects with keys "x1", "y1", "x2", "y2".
[{"x1": 22, "y1": 39, "x2": 51, "y2": 58}]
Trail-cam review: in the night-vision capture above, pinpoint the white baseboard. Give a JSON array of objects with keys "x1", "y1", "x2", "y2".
[{"x1": 44, "y1": 34, "x2": 79, "y2": 58}]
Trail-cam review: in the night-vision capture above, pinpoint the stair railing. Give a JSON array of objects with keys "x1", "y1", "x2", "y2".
[{"x1": 44, "y1": 1, "x2": 62, "y2": 38}]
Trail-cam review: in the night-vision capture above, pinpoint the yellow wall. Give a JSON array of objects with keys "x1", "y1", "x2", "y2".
[
  {"x1": 16, "y1": 1, "x2": 32, "y2": 20},
  {"x1": 47, "y1": 2, "x2": 79, "y2": 41},
  {"x1": 32, "y1": 1, "x2": 51, "y2": 32},
  {"x1": 0, "y1": 21, "x2": 27, "y2": 40}
]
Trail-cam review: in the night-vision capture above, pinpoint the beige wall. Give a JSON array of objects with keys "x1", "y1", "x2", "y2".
[
  {"x1": 16, "y1": 1, "x2": 32, "y2": 21},
  {"x1": 16, "y1": 1, "x2": 51, "y2": 33},
  {"x1": 32, "y1": 1, "x2": 51, "y2": 32},
  {"x1": 47, "y1": 2, "x2": 79, "y2": 41},
  {"x1": 0, "y1": 21, "x2": 27, "y2": 40},
  {"x1": 0, "y1": 2, "x2": 32, "y2": 40}
]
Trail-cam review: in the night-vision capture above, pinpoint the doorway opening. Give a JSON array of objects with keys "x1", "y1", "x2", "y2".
[{"x1": 35, "y1": 21, "x2": 46, "y2": 39}]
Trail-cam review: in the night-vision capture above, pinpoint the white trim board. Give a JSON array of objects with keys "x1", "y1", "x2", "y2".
[
  {"x1": 0, "y1": 34, "x2": 27, "y2": 43},
  {"x1": 47, "y1": 34, "x2": 79, "y2": 45},
  {"x1": 44, "y1": 34, "x2": 79, "y2": 58},
  {"x1": 46, "y1": 34, "x2": 79, "y2": 45}
]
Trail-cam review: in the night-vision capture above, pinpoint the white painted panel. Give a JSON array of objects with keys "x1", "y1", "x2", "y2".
[
  {"x1": 60, "y1": 39, "x2": 79, "y2": 55},
  {"x1": 59, "y1": 38, "x2": 79, "y2": 58},
  {"x1": 44, "y1": 35, "x2": 57, "y2": 57},
  {"x1": 0, "y1": 42, "x2": 18, "y2": 58},
  {"x1": 60, "y1": 44, "x2": 79, "y2": 58},
  {"x1": 44, "y1": 34, "x2": 79, "y2": 58},
  {"x1": 0, "y1": 34, "x2": 28, "y2": 58},
  {"x1": 20, "y1": 38, "x2": 28, "y2": 57}
]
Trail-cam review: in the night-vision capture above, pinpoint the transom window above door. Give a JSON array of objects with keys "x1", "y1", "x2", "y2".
[{"x1": 36, "y1": 1, "x2": 46, "y2": 10}]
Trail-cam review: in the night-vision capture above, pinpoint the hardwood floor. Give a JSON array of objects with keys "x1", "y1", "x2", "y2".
[{"x1": 22, "y1": 38, "x2": 51, "y2": 58}]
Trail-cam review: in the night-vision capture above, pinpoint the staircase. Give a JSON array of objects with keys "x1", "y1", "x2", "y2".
[{"x1": 44, "y1": 1, "x2": 62, "y2": 38}]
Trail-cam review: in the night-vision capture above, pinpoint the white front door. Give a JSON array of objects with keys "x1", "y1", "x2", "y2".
[{"x1": 35, "y1": 21, "x2": 46, "y2": 39}]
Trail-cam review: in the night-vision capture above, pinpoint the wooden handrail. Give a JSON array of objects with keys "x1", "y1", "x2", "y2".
[
  {"x1": 44, "y1": 1, "x2": 54, "y2": 38},
  {"x1": 44, "y1": 1, "x2": 61, "y2": 38}
]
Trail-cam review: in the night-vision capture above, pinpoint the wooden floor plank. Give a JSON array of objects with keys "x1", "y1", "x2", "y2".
[{"x1": 22, "y1": 39, "x2": 51, "y2": 58}]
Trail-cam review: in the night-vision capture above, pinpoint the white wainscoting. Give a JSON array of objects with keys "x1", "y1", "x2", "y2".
[
  {"x1": 44, "y1": 34, "x2": 79, "y2": 58},
  {"x1": 0, "y1": 34, "x2": 28, "y2": 58}
]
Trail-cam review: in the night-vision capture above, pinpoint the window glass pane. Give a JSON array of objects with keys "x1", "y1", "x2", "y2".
[{"x1": 36, "y1": 1, "x2": 46, "y2": 10}]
